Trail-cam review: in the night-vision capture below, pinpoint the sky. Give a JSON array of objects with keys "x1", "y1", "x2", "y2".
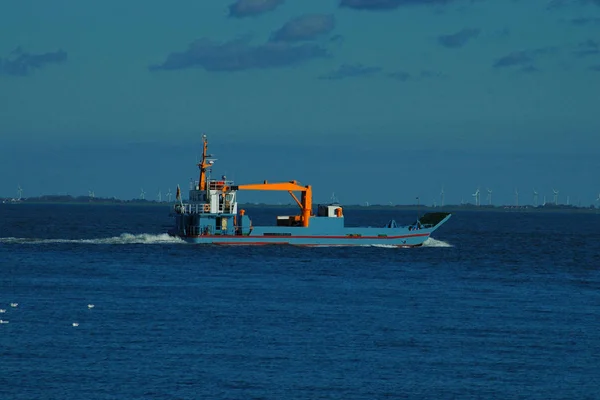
[{"x1": 1, "y1": 0, "x2": 599, "y2": 206}]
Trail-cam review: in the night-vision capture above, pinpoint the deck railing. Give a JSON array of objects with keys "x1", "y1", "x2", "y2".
[{"x1": 181, "y1": 202, "x2": 235, "y2": 214}]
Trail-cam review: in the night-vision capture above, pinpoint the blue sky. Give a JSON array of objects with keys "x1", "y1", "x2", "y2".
[{"x1": 1, "y1": 0, "x2": 599, "y2": 206}]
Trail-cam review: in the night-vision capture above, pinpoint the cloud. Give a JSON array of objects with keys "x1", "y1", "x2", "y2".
[
  {"x1": 493, "y1": 47, "x2": 557, "y2": 69},
  {"x1": 228, "y1": 0, "x2": 284, "y2": 18},
  {"x1": 387, "y1": 71, "x2": 411, "y2": 81},
  {"x1": 329, "y1": 34, "x2": 345, "y2": 44},
  {"x1": 318, "y1": 63, "x2": 382, "y2": 80},
  {"x1": 547, "y1": 0, "x2": 600, "y2": 9},
  {"x1": 438, "y1": 28, "x2": 480, "y2": 48},
  {"x1": 590, "y1": 64, "x2": 600, "y2": 71},
  {"x1": 387, "y1": 69, "x2": 446, "y2": 81},
  {"x1": 0, "y1": 47, "x2": 67, "y2": 76},
  {"x1": 492, "y1": 28, "x2": 510, "y2": 39},
  {"x1": 150, "y1": 37, "x2": 329, "y2": 72},
  {"x1": 418, "y1": 69, "x2": 445, "y2": 79},
  {"x1": 493, "y1": 51, "x2": 533, "y2": 68},
  {"x1": 339, "y1": 0, "x2": 461, "y2": 11},
  {"x1": 270, "y1": 14, "x2": 335, "y2": 42},
  {"x1": 572, "y1": 39, "x2": 599, "y2": 57},
  {"x1": 520, "y1": 65, "x2": 540, "y2": 73},
  {"x1": 570, "y1": 17, "x2": 600, "y2": 25}
]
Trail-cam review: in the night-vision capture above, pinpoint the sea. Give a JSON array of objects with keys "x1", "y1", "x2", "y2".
[{"x1": 1, "y1": 203, "x2": 599, "y2": 399}]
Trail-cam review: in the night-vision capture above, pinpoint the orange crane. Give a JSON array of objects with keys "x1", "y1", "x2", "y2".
[{"x1": 228, "y1": 180, "x2": 312, "y2": 227}]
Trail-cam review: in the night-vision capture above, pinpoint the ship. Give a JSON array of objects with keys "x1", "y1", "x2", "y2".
[{"x1": 168, "y1": 135, "x2": 451, "y2": 247}]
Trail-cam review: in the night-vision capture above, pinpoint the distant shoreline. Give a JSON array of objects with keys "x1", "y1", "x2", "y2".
[{"x1": 2, "y1": 196, "x2": 598, "y2": 213}]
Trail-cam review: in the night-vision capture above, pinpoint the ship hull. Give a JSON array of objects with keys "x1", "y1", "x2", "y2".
[
  {"x1": 174, "y1": 236, "x2": 428, "y2": 247},
  {"x1": 170, "y1": 227, "x2": 437, "y2": 247},
  {"x1": 169, "y1": 212, "x2": 451, "y2": 247}
]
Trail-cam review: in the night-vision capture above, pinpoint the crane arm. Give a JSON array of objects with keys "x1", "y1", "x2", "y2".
[
  {"x1": 232, "y1": 180, "x2": 307, "y2": 192},
  {"x1": 227, "y1": 180, "x2": 313, "y2": 227}
]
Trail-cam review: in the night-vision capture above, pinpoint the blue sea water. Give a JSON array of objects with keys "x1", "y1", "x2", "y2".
[{"x1": 1, "y1": 203, "x2": 599, "y2": 399}]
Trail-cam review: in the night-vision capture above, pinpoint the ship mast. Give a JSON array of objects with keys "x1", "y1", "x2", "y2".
[{"x1": 198, "y1": 134, "x2": 210, "y2": 191}]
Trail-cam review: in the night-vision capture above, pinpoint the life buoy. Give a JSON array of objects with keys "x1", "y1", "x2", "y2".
[{"x1": 203, "y1": 204, "x2": 210, "y2": 212}]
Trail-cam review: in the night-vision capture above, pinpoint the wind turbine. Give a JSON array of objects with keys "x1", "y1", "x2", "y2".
[
  {"x1": 166, "y1": 189, "x2": 173, "y2": 203},
  {"x1": 157, "y1": 190, "x2": 162, "y2": 202},
  {"x1": 472, "y1": 188, "x2": 480, "y2": 206},
  {"x1": 17, "y1": 185, "x2": 23, "y2": 201},
  {"x1": 553, "y1": 189, "x2": 559, "y2": 205},
  {"x1": 515, "y1": 188, "x2": 519, "y2": 207},
  {"x1": 487, "y1": 188, "x2": 492, "y2": 206},
  {"x1": 140, "y1": 188, "x2": 146, "y2": 200},
  {"x1": 533, "y1": 188, "x2": 538, "y2": 207},
  {"x1": 88, "y1": 190, "x2": 95, "y2": 199},
  {"x1": 440, "y1": 186, "x2": 445, "y2": 207}
]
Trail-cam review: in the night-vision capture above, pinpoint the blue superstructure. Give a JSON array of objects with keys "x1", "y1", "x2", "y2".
[{"x1": 168, "y1": 135, "x2": 451, "y2": 247}]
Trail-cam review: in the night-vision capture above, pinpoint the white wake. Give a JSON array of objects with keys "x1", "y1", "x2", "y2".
[
  {"x1": 0, "y1": 233, "x2": 185, "y2": 245},
  {"x1": 367, "y1": 238, "x2": 453, "y2": 248},
  {"x1": 422, "y1": 237, "x2": 453, "y2": 247}
]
